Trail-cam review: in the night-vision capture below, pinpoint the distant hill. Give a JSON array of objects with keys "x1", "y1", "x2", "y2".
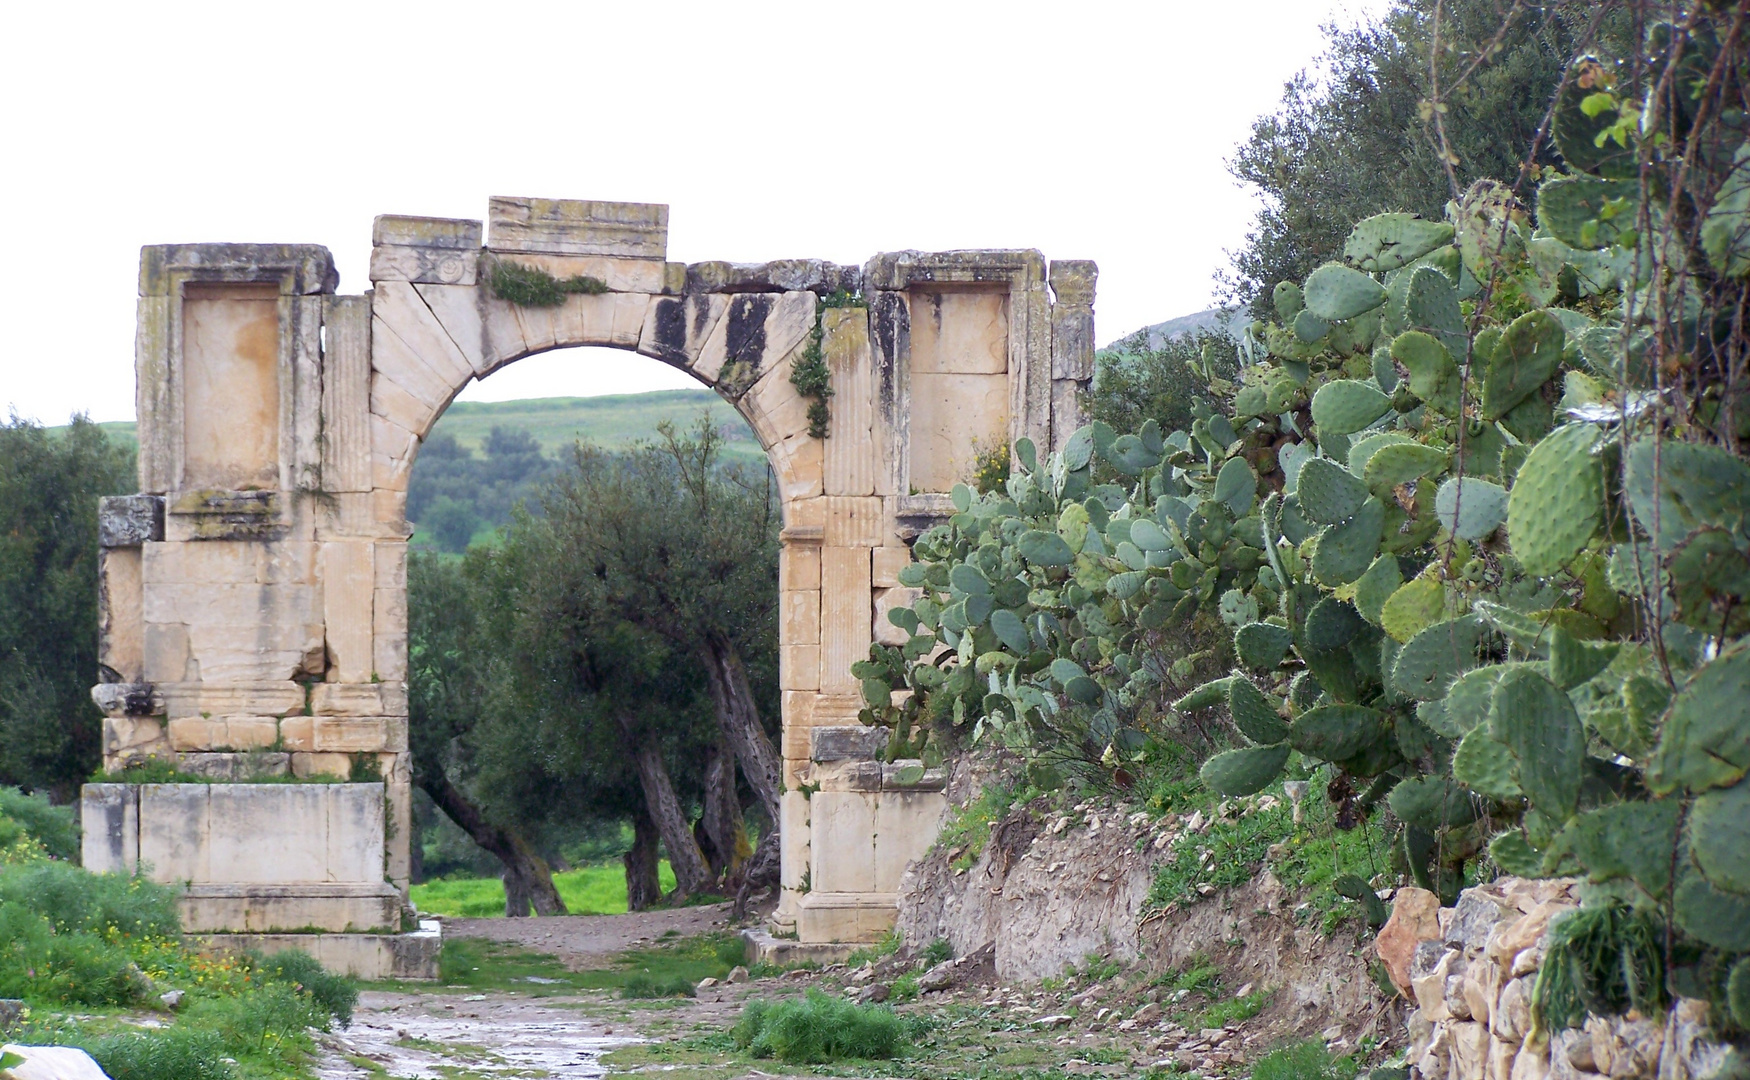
[
  {"x1": 1108, "y1": 307, "x2": 1252, "y2": 352},
  {"x1": 57, "y1": 388, "x2": 764, "y2": 466}
]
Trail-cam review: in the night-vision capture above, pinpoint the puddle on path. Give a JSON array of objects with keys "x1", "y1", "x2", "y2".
[{"x1": 314, "y1": 992, "x2": 640, "y2": 1079}]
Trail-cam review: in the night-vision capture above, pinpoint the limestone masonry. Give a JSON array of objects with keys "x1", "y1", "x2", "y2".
[{"x1": 84, "y1": 197, "x2": 1097, "y2": 976}]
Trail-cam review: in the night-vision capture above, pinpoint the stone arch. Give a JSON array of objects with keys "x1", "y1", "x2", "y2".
[{"x1": 87, "y1": 196, "x2": 1099, "y2": 975}]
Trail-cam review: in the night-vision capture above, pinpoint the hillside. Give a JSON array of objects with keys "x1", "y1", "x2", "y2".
[
  {"x1": 1107, "y1": 306, "x2": 1252, "y2": 352},
  {"x1": 60, "y1": 389, "x2": 763, "y2": 466}
]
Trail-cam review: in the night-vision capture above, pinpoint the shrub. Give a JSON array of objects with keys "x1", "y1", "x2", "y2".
[
  {"x1": 0, "y1": 861, "x2": 180, "y2": 939},
  {"x1": 255, "y1": 949, "x2": 358, "y2": 1027},
  {"x1": 621, "y1": 972, "x2": 696, "y2": 999},
  {"x1": 183, "y1": 982, "x2": 327, "y2": 1052},
  {"x1": 0, "y1": 788, "x2": 78, "y2": 860},
  {"x1": 731, "y1": 989, "x2": 915, "y2": 1063},
  {"x1": 921, "y1": 938, "x2": 953, "y2": 966},
  {"x1": 0, "y1": 904, "x2": 146, "y2": 1006},
  {"x1": 84, "y1": 1028, "x2": 231, "y2": 1080}
]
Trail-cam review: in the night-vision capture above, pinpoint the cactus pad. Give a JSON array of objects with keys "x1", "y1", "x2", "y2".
[
  {"x1": 1312, "y1": 498, "x2": 1386, "y2": 585},
  {"x1": 1235, "y1": 621, "x2": 1294, "y2": 671},
  {"x1": 1229, "y1": 675, "x2": 1289, "y2": 746},
  {"x1": 1390, "y1": 331, "x2": 1463, "y2": 416},
  {"x1": 1452, "y1": 726, "x2": 1521, "y2": 800},
  {"x1": 1297, "y1": 457, "x2": 1372, "y2": 525},
  {"x1": 1304, "y1": 597, "x2": 1364, "y2": 652},
  {"x1": 1730, "y1": 958, "x2": 1750, "y2": 1031},
  {"x1": 1537, "y1": 174, "x2": 1638, "y2": 250},
  {"x1": 1622, "y1": 438, "x2": 1750, "y2": 552},
  {"x1": 1564, "y1": 800, "x2": 1681, "y2": 898},
  {"x1": 1690, "y1": 778, "x2": 1750, "y2": 894},
  {"x1": 1347, "y1": 431, "x2": 1414, "y2": 477},
  {"x1": 1646, "y1": 643, "x2": 1750, "y2": 794},
  {"x1": 1393, "y1": 615, "x2": 1484, "y2": 699},
  {"x1": 1214, "y1": 456, "x2": 1257, "y2": 516},
  {"x1": 1017, "y1": 529, "x2": 1075, "y2": 567},
  {"x1": 1344, "y1": 213, "x2": 1455, "y2": 272},
  {"x1": 1434, "y1": 477, "x2": 1508, "y2": 540},
  {"x1": 1364, "y1": 442, "x2": 1449, "y2": 497},
  {"x1": 1380, "y1": 575, "x2": 1448, "y2": 645},
  {"x1": 1201, "y1": 744, "x2": 1292, "y2": 797},
  {"x1": 1404, "y1": 266, "x2": 1467, "y2": 359},
  {"x1": 1488, "y1": 666, "x2": 1585, "y2": 820},
  {"x1": 1174, "y1": 675, "x2": 1236, "y2": 712},
  {"x1": 1489, "y1": 831, "x2": 1544, "y2": 877},
  {"x1": 1389, "y1": 776, "x2": 1479, "y2": 830},
  {"x1": 1289, "y1": 703, "x2": 1388, "y2": 761},
  {"x1": 1303, "y1": 262, "x2": 1389, "y2": 321},
  {"x1": 1311, "y1": 379, "x2": 1393, "y2": 436},
  {"x1": 1443, "y1": 666, "x2": 1512, "y2": 735},
  {"x1": 1549, "y1": 627, "x2": 1619, "y2": 690},
  {"x1": 1354, "y1": 554, "x2": 1404, "y2": 626},
  {"x1": 1506, "y1": 423, "x2": 1603, "y2": 576},
  {"x1": 1674, "y1": 871, "x2": 1750, "y2": 952},
  {"x1": 1482, "y1": 310, "x2": 1565, "y2": 421}
]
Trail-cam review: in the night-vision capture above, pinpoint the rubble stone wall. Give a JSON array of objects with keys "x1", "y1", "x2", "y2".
[{"x1": 1378, "y1": 878, "x2": 1737, "y2": 1080}]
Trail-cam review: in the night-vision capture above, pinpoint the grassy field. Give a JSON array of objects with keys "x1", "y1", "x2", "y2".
[
  {"x1": 412, "y1": 861, "x2": 679, "y2": 917},
  {"x1": 53, "y1": 388, "x2": 766, "y2": 467}
]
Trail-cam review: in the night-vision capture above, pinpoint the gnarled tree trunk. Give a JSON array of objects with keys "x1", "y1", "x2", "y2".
[
  {"x1": 624, "y1": 808, "x2": 662, "y2": 911},
  {"x1": 699, "y1": 631, "x2": 782, "y2": 825},
  {"x1": 618, "y1": 714, "x2": 713, "y2": 899},
  {"x1": 416, "y1": 767, "x2": 567, "y2": 917},
  {"x1": 697, "y1": 742, "x2": 746, "y2": 884}
]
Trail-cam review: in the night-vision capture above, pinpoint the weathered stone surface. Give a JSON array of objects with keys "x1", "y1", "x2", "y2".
[
  {"x1": 637, "y1": 294, "x2": 727, "y2": 369},
  {"x1": 687, "y1": 259, "x2": 861, "y2": 295},
  {"x1": 139, "y1": 243, "x2": 336, "y2": 297},
  {"x1": 174, "y1": 751, "x2": 290, "y2": 779},
  {"x1": 1049, "y1": 260, "x2": 1097, "y2": 380},
  {"x1": 98, "y1": 548, "x2": 144, "y2": 684},
  {"x1": 864, "y1": 248, "x2": 1043, "y2": 290},
  {"x1": 487, "y1": 196, "x2": 667, "y2": 258},
  {"x1": 1378, "y1": 886, "x2": 1443, "y2": 995},
  {"x1": 99, "y1": 495, "x2": 165, "y2": 547},
  {"x1": 372, "y1": 214, "x2": 481, "y2": 249},
  {"x1": 693, "y1": 291, "x2": 817, "y2": 391},
  {"x1": 1452, "y1": 1021, "x2": 1492, "y2": 1080},
  {"x1": 819, "y1": 547, "x2": 872, "y2": 696},
  {"x1": 369, "y1": 244, "x2": 478, "y2": 285},
  {"x1": 1494, "y1": 976, "x2": 1533, "y2": 1043},
  {"x1": 322, "y1": 295, "x2": 373, "y2": 492},
  {"x1": 181, "y1": 282, "x2": 283, "y2": 491},
  {"x1": 811, "y1": 726, "x2": 887, "y2": 762},
  {"x1": 822, "y1": 306, "x2": 877, "y2": 496},
  {"x1": 1448, "y1": 886, "x2": 1514, "y2": 953}
]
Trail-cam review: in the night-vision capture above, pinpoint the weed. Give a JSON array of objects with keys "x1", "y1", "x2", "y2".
[
  {"x1": 622, "y1": 972, "x2": 697, "y2": 999},
  {"x1": 487, "y1": 260, "x2": 607, "y2": 306},
  {"x1": 934, "y1": 782, "x2": 1027, "y2": 871},
  {"x1": 0, "y1": 860, "x2": 180, "y2": 938},
  {"x1": 1179, "y1": 985, "x2": 1273, "y2": 1029},
  {"x1": 731, "y1": 988, "x2": 918, "y2": 1063},
  {"x1": 256, "y1": 948, "x2": 358, "y2": 1027},
  {"x1": 1250, "y1": 1038, "x2": 1361, "y2": 1080},
  {"x1": 921, "y1": 938, "x2": 954, "y2": 966},
  {"x1": 845, "y1": 929, "x2": 903, "y2": 968},
  {"x1": 82, "y1": 1027, "x2": 231, "y2": 1080}
]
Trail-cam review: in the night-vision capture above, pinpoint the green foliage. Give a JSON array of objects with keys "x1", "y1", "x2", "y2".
[
  {"x1": 789, "y1": 301, "x2": 840, "y2": 439},
  {"x1": 254, "y1": 948, "x2": 358, "y2": 1027},
  {"x1": 82, "y1": 1027, "x2": 231, "y2": 1080},
  {"x1": 1250, "y1": 1039, "x2": 1361, "y2": 1080},
  {"x1": 412, "y1": 860, "x2": 678, "y2": 917},
  {"x1": 0, "y1": 787, "x2": 77, "y2": 860},
  {"x1": 732, "y1": 989, "x2": 918, "y2": 1063},
  {"x1": 1533, "y1": 904, "x2": 1665, "y2": 1033},
  {"x1": 0, "y1": 416, "x2": 135, "y2": 798},
  {"x1": 487, "y1": 259, "x2": 608, "y2": 306}
]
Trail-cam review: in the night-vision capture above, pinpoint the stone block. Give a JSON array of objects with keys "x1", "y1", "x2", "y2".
[
  {"x1": 375, "y1": 586, "x2": 408, "y2": 678},
  {"x1": 136, "y1": 292, "x2": 174, "y2": 494},
  {"x1": 686, "y1": 259, "x2": 861, "y2": 295},
  {"x1": 909, "y1": 370, "x2": 1009, "y2": 493},
  {"x1": 409, "y1": 283, "x2": 487, "y2": 375},
  {"x1": 814, "y1": 760, "x2": 883, "y2": 792},
  {"x1": 175, "y1": 751, "x2": 290, "y2": 779},
  {"x1": 167, "y1": 715, "x2": 279, "y2": 752},
  {"x1": 369, "y1": 244, "x2": 478, "y2": 286},
  {"x1": 99, "y1": 547, "x2": 144, "y2": 683},
  {"x1": 373, "y1": 632, "x2": 408, "y2": 684},
  {"x1": 824, "y1": 497, "x2": 884, "y2": 548},
  {"x1": 1048, "y1": 260, "x2": 1097, "y2": 379},
  {"x1": 780, "y1": 644, "x2": 820, "y2": 691},
  {"x1": 1378, "y1": 886, "x2": 1444, "y2": 995},
  {"x1": 796, "y1": 891, "x2": 897, "y2": 944},
  {"x1": 909, "y1": 289, "x2": 1009, "y2": 374},
  {"x1": 157, "y1": 681, "x2": 305, "y2": 720},
  {"x1": 374, "y1": 540, "x2": 408, "y2": 588},
  {"x1": 871, "y1": 545, "x2": 912, "y2": 588},
  {"x1": 873, "y1": 789, "x2": 947, "y2": 892},
  {"x1": 1051, "y1": 377, "x2": 1087, "y2": 451},
  {"x1": 179, "y1": 882, "x2": 399, "y2": 933},
  {"x1": 782, "y1": 589, "x2": 820, "y2": 645},
  {"x1": 81, "y1": 783, "x2": 139, "y2": 874},
  {"x1": 780, "y1": 543, "x2": 821, "y2": 591},
  {"x1": 372, "y1": 488, "x2": 410, "y2": 534},
  {"x1": 373, "y1": 215, "x2": 482, "y2": 250},
  {"x1": 819, "y1": 547, "x2": 872, "y2": 695},
  {"x1": 103, "y1": 716, "x2": 168, "y2": 770},
  {"x1": 873, "y1": 587, "x2": 920, "y2": 646},
  {"x1": 311, "y1": 682, "x2": 405, "y2": 716},
  {"x1": 783, "y1": 496, "x2": 826, "y2": 541},
  {"x1": 373, "y1": 282, "x2": 475, "y2": 391},
  {"x1": 99, "y1": 495, "x2": 165, "y2": 547},
  {"x1": 137, "y1": 784, "x2": 211, "y2": 882},
  {"x1": 636, "y1": 294, "x2": 727, "y2": 368},
  {"x1": 191, "y1": 923, "x2": 441, "y2": 981},
  {"x1": 738, "y1": 348, "x2": 814, "y2": 449},
  {"x1": 320, "y1": 294, "x2": 372, "y2": 493},
  {"x1": 386, "y1": 778, "x2": 413, "y2": 890},
  {"x1": 279, "y1": 715, "x2": 313, "y2": 751},
  {"x1": 694, "y1": 291, "x2": 818, "y2": 392},
  {"x1": 487, "y1": 196, "x2": 668, "y2": 258},
  {"x1": 822, "y1": 306, "x2": 877, "y2": 496},
  {"x1": 768, "y1": 432, "x2": 824, "y2": 502},
  {"x1": 180, "y1": 282, "x2": 284, "y2": 491},
  {"x1": 811, "y1": 726, "x2": 887, "y2": 762},
  {"x1": 322, "y1": 541, "x2": 375, "y2": 683},
  {"x1": 292, "y1": 752, "x2": 352, "y2": 778},
  {"x1": 139, "y1": 243, "x2": 336, "y2": 297},
  {"x1": 779, "y1": 789, "x2": 811, "y2": 892},
  {"x1": 142, "y1": 622, "x2": 192, "y2": 683},
  {"x1": 312, "y1": 717, "x2": 390, "y2": 753},
  {"x1": 92, "y1": 682, "x2": 156, "y2": 718},
  {"x1": 554, "y1": 291, "x2": 653, "y2": 350},
  {"x1": 371, "y1": 366, "x2": 448, "y2": 437},
  {"x1": 810, "y1": 790, "x2": 877, "y2": 893},
  {"x1": 486, "y1": 252, "x2": 666, "y2": 296},
  {"x1": 370, "y1": 413, "x2": 418, "y2": 492}
]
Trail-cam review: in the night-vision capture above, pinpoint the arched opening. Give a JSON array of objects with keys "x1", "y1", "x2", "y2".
[{"x1": 399, "y1": 338, "x2": 785, "y2": 917}]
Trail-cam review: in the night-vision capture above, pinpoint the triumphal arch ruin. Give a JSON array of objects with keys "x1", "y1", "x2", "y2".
[{"x1": 81, "y1": 197, "x2": 1097, "y2": 977}]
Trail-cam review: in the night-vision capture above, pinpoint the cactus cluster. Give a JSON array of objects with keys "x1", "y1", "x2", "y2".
[{"x1": 858, "y1": 13, "x2": 1750, "y2": 1031}]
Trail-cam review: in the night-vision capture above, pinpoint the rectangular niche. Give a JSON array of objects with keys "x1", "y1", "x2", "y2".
[
  {"x1": 906, "y1": 287, "x2": 1010, "y2": 494},
  {"x1": 182, "y1": 282, "x2": 281, "y2": 490}
]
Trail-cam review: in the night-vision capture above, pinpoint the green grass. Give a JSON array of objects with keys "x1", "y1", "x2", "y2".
[
  {"x1": 411, "y1": 861, "x2": 677, "y2": 917},
  {"x1": 933, "y1": 782, "x2": 1029, "y2": 871},
  {"x1": 731, "y1": 988, "x2": 924, "y2": 1064},
  {"x1": 1249, "y1": 1038, "x2": 1362, "y2": 1080},
  {"x1": 434, "y1": 932, "x2": 743, "y2": 998}
]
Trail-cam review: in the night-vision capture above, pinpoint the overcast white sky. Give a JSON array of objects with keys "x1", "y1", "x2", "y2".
[{"x1": 0, "y1": 1, "x2": 1385, "y2": 425}]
